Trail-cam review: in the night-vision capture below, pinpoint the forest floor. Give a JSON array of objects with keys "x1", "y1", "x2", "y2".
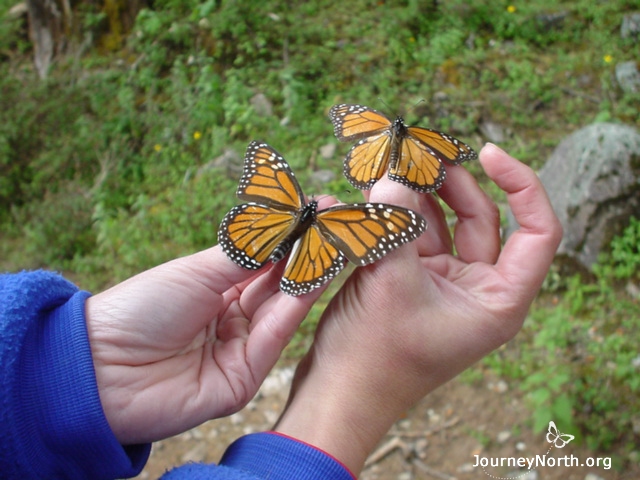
[{"x1": 134, "y1": 364, "x2": 636, "y2": 480}]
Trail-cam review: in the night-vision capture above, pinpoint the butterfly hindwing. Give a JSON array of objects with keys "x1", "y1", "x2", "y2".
[
  {"x1": 389, "y1": 134, "x2": 446, "y2": 193},
  {"x1": 217, "y1": 203, "x2": 298, "y2": 269},
  {"x1": 280, "y1": 225, "x2": 347, "y2": 296},
  {"x1": 343, "y1": 132, "x2": 393, "y2": 190}
]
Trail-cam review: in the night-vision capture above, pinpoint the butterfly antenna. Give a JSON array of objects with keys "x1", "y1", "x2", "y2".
[
  {"x1": 377, "y1": 97, "x2": 394, "y2": 113},
  {"x1": 412, "y1": 98, "x2": 426, "y2": 110},
  {"x1": 313, "y1": 193, "x2": 332, "y2": 203},
  {"x1": 407, "y1": 98, "x2": 426, "y2": 118}
]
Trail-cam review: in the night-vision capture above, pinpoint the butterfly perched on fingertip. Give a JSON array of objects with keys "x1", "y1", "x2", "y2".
[
  {"x1": 329, "y1": 103, "x2": 477, "y2": 193},
  {"x1": 218, "y1": 141, "x2": 427, "y2": 296}
]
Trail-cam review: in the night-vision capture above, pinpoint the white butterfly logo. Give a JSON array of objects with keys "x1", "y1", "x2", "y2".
[{"x1": 546, "y1": 421, "x2": 575, "y2": 448}]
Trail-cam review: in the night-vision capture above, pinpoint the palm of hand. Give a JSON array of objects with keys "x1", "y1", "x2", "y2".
[
  {"x1": 86, "y1": 248, "x2": 325, "y2": 444},
  {"x1": 312, "y1": 144, "x2": 561, "y2": 411}
]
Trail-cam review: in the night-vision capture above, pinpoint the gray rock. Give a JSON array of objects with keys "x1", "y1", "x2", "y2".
[
  {"x1": 250, "y1": 93, "x2": 273, "y2": 117},
  {"x1": 616, "y1": 61, "x2": 640, "y2": 93},
  {"x1": 621, "y1": 12, "x2": 640, "y2": 40},
  {"x1": 584, "y1": 474, "x2": 605, "y2": 480},
  {"x1": 309, "y1": 169, "x2": 336, "y2": 185},
  {"x1": 508, "y1": 123, "x2": 640, "y2": 270},
  {"x1": 195, "y1": 148, "x2": 243, "y2": 177},
  {"x1": 319, "y1": 142, "x2": 337, "y2": 159},
  {"x1": 480, "y1": 119, "x2": 507, "y2": 143},
  {"x1": 535, "y1": 11, "x2": 569, "y2": 30}
]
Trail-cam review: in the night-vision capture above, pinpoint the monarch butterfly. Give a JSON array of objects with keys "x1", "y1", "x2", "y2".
[
  {"x1": 329, "y1": 103, "x2": 477, "y2": 193},
  {"x1": 218, "y1": 141, "x2": 427, "y2": 296}
]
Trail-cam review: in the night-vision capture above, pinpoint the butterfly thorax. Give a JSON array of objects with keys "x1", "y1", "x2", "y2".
[{"x1": 269, "y1": 201, "x2": 318, "y2": 263}]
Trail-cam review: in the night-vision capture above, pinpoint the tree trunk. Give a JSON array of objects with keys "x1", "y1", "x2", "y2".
[
  {"x1": 25, "y1": 0, "x2": 148, "y2": 80},
  {"x1": 26, "y1": 0, "x2": 67, "y2": 79}
]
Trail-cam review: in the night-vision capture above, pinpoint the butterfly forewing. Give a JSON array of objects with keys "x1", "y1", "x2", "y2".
[
  {"x1": 218, "y1": 203, "x2": 298, "y2": 269},
  {"x1": 316, "y1": 203, "x2": 426, "y2": 265},
  {"x1": 280, "y1": 226, "x2": 347, "y2": 296},
  {"x1": 237, "y1": 141, "x2": 305, "y2": 210},
  {"x1": 407, "y1": 126, "x2": 477, "y2": 165},
  {"x1": 329, "y1": 104, "x2": 392, "y2": 141},
  {"x1": 343, "y1": 132, "x2": 392, "y2": 190}
]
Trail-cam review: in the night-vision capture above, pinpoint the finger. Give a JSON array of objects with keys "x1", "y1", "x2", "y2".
[
  {"x1": 88, "y1": 246, "x2": 260, "y2": 350},
  {"x1": 212, "y1": 256, "x2": 332, "y2": 391},
  {"x1": 482, "y1": 143, "x2": 562, "y2": 296},
  {"x1": 415, "y1": 193, "x2": 452, "y2": 256},
  {"x1": 436, "y1": 152, "x2": 501, "y2": 264},
  {"x1": 367, "y1": 174, "x2": 422, "y2": 211},
  {"x1": 243, "y1": 274, "x2": 331, "y2": 382},
  {"x1": 169, "y1": 245, "x2": 265, "y2": 296}
]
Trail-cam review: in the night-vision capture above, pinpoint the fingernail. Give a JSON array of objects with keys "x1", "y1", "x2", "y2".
[{"x1": 484, "y1": 142, "x2": 505, "y2": 153}]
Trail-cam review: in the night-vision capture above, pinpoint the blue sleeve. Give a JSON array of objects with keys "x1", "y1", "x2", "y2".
[
  {"x1": 160, "y1": 432, "x2": 355, "y2": 480},
  {"x1": 0, "y1": 271, "x2": 150, "y2": 479},
  {"x1": 1, "y1": 271, "x2": 355, "y2": 479}
]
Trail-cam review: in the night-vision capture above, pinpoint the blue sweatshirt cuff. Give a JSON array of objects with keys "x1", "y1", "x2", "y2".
[
  {"x1": 220, "y1": 432, "x2": 356, "y2": 480},
  {"x1": 2, "y1": 271, "x2": 150, "y2": 479}
]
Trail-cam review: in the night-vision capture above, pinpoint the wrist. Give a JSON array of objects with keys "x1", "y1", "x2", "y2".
[{"x1": 273, "y1": 355, "x2": 401, "y2": 475}]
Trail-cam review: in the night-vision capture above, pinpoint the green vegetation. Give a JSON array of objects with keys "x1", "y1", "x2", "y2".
[
  {"x1": 1, "y1": 0, "x2": 639, "y2": 466},
  {"x1": 482, "y1": 218, "x2": 640, "y2": 463}
]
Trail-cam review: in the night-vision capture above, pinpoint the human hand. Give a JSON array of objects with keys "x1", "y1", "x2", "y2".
[
  {"x1": 85, "y1": 245, "x2": 328, "y2": 445},
  {"x1": 274, "y1": 144, "x2": 563, "y2": 474}
]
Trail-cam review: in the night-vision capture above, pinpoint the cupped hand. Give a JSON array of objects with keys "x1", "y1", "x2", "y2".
[
  {"x1": 275, "y1": 144, "x2": 563, "y2": 474},
  {"x1": 86, "y1": 242, "x2": 328, "y2": 445}
]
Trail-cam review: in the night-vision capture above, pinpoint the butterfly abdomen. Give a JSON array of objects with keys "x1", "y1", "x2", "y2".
[
  {"x1": 389, "y1": 117, "x2": 409, "y2": 170},
  {"x1": 269, "y1": 201, "x2": 318, "y2": 263}
]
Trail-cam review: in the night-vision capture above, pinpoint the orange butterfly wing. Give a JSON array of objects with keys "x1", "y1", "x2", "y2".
[
  {"x1": 342, "y1": 132, "x2": 393, "y2": 190},
  {"x1": 389, "y1": 133, "x2": 446, "y2": 193},
  {"x1": 329, "y1": 104, "x2": 392, "y2": 141},
  {"x1": 407, "y1": 126, "x2": 478, "y2": 166},
  {"x1": 281, "y1": 203, "x2": 426, "y2": 295},
  {"x1": 218, "y1": 203, "x2": 297, "y2": 269},
  {"x1": 315, "y1": 203, "x2": 426, "y2": 265},
  {"x1": 280, "y1": 225, "x2": 346, "y2": 296},
  {"x1": 329, "y1": 104, "x2": 395, "y2": 189},
  {"x1": 236, "y1": 141, "x2": 305, "y2": 209},
  {"x1": 218, "y1": 141, "x2": 305, "y2": 270}
]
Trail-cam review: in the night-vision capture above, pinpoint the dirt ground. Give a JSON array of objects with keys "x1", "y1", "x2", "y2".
[{"x1": 133, "y1": 365, "x2": 637, "y2": 480}]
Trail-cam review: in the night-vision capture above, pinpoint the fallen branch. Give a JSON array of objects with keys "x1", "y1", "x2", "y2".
[
  {"x1": 363, "y1": 437, "x2": 410, "y2": 469},
  {"x1": 364, "y1": 417, "x2": 461, "y2": 471},
  {"x1": 412, "y1": 458, "x2": 458, "y2": 480},
  {"x1": 560, "y1": 87, "x2": 600, "y2": 104},
  {"x1": 388, "y1": 416, "x2": 461, "y2": 438}
]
